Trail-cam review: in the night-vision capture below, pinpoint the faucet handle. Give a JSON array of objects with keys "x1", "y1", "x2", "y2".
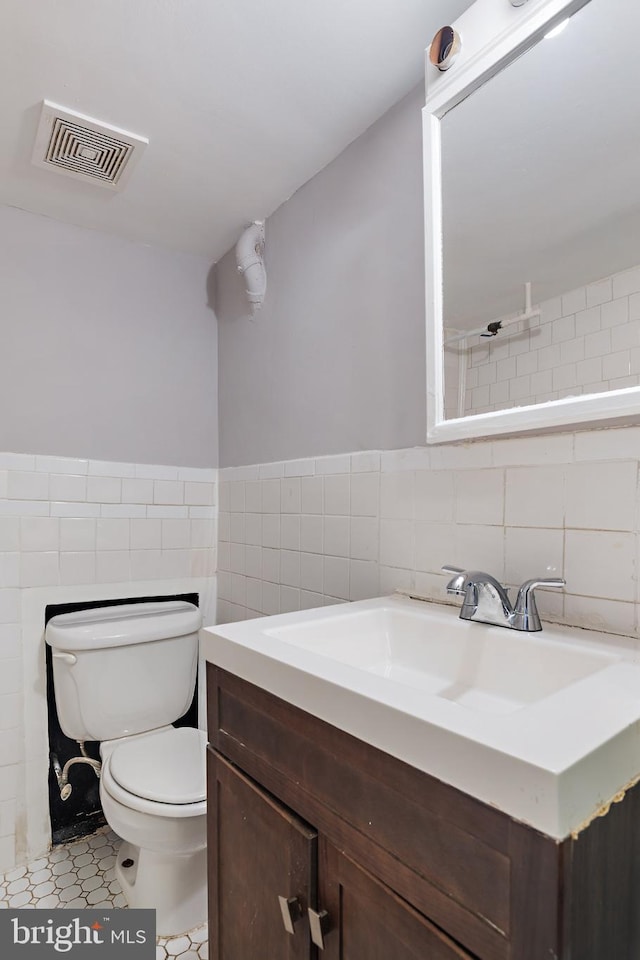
[
  {"x1": 538, "y1": 577, "x2": 565, "y2": 587},
  {"x1": 441, "y1": 564, "x2": 464, "y2": 575},
  {"x1": 517, "y1": 577, "x2": 566, "y2": 593},
  {"x1": 513, "y1": 577, "x2": 566, "y2": 631}
]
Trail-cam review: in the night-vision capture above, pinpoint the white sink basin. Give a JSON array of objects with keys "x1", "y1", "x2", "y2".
[
  {"x1": 201, "y1": 595, "x2": 640, "y2": 839},
  {"x1": 266, "y1": 606, "x2": 615, "y2": 716}
]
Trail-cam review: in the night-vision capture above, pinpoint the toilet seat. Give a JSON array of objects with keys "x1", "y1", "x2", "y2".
[{"x1": 102, "y1": 727, "x2": 207, "y2": 818}]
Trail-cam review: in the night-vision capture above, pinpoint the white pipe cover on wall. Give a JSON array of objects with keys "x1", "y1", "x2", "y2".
[{"x1": 236, "y1": 220, "x2": 266, "y2": 316}]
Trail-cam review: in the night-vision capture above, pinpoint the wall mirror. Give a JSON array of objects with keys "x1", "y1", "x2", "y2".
[{"x1": 424, "y1": 0, "x2": 640, "y2": 442}]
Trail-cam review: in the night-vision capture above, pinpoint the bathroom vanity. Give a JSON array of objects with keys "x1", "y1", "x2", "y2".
[{"x1": 202, "y1": 597, "x2": 640, "y2": 959}]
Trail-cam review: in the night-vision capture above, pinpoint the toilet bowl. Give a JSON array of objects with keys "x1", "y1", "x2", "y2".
[
  {"x1": 45, "y1": 601, "x2": 206, "y2": 937},
  {"x1": 100, "y1": 726, "x2": 207, "y2": 937}
]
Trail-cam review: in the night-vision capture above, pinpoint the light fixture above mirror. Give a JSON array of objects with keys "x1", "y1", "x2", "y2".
[
  {"x1": 428, "y1": 26, "x2": 462, "y2": 72},
  {"x1": 423, "y1": 0, "x2": 640, "y2": 443}
]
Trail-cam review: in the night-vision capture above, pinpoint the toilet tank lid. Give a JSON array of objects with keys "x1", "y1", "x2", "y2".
[{"x1": 46, "y1": 601, "x2": 201, "y2": 651}]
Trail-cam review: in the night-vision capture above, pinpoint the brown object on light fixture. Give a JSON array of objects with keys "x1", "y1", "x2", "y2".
[{"x1": 429, "y1": 25, "x2": 461, "y2": 72}]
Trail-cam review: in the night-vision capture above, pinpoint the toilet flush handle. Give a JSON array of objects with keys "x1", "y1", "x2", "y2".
[{"x1": 52, "y1": 652, "x2": 77, "y2": 665}]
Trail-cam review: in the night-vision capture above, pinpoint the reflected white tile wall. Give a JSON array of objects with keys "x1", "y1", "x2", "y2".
[
  {"x1": 0, "y1": 453, "x2": 217, "y2": 875},
  {"x1": 459, "y1": 262, "x2": 640, "y2": 415},
  {"x1": 217, "y1": 429, "x2": 640, "y2": 646}
]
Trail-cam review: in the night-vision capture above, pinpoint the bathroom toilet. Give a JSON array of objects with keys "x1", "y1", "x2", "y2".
[{"x1": 45, "y1": 601, "x2": 206, "y2": 936}]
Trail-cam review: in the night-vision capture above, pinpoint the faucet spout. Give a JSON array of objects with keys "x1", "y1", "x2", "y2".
[
  {"x1": 441, "y1": 565, "x2": 467, "y2": 596},
  {"x1": 447, "y1": 570, "x2": 513, "y2": 626},
  {"x1": 442, "y1": 565, "x2": 565, "y2": 631}
]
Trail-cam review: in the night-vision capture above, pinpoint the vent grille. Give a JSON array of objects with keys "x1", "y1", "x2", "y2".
[{"x1": 32, "y1": 101, "x2": 148, "y2": 190}]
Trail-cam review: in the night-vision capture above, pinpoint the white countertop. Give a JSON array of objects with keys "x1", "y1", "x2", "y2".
[{"x1": 200, "y1": 595, "x2": 640, "y2": 839}]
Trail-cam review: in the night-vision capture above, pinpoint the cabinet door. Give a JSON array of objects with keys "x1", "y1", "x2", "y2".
[
  {"x1": 317, "y1": 839, "x2": 476, "y2": 960},
  {"x1": 208, "y1": 750, "x2": 317, "y2": 960}
]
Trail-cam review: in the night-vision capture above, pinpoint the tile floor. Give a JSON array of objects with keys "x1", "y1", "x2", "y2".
[{"x1": 0, "y1": 827, "x2": 208, "y2": 959}]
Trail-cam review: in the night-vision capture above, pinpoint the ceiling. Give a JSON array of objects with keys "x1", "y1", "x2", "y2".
[
  {"x1": 0, "y1": 0, "x2": 470, "y2": 262},
  {"x1": 441, "y1": 0, "x2": 640, "y2": 329}
]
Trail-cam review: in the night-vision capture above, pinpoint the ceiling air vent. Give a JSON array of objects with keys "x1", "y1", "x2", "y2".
[{"x1": 32, "y1": 100, "x2": 148, "y2": 190}]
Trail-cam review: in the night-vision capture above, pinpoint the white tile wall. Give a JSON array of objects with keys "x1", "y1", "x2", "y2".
[
  {"x1": 0, "y1": 453, "x2": 217, "y2": 875},
  {"x1": 0, "y1": 432, "x2": 620, "y2": 877},
  {"x1": 446, "y1": 262, "x2": 640, "y2": 416},
  {"x1": 217, "y1": 433, "x2": 640, "y2": 648}
]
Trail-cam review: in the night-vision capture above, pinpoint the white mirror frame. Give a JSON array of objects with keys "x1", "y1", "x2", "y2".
[{"x1": 424, "y1": 0, "x2": 640, "y2": 443}]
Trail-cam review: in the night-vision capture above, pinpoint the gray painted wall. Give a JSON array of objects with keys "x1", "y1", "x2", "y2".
[
  {"x1": 216, "y1": 84, "x2": 426, "y2": 468},
  {"x1": 0, "y1": 205, "x2": 217, "y2": 467}
]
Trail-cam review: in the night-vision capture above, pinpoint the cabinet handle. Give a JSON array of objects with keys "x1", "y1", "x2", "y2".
[
  {"x1": 308, "y1": 908, "x2": 330, "y2": 950},
  {"x1": 278, "y1": 896, "x2": 303, "y2": 935}
]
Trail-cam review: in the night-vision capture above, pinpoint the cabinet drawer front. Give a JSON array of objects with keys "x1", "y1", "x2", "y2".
[
  {"x1": 208, "y1": 750, "x2": 317, "y2": 960},
  {"x1": 209, "y1": 666, "x2": 511, "y2": 957}
]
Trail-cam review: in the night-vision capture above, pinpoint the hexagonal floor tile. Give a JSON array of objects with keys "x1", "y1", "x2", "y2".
[{"x1": 0, "y1": 825, "x2": 207, "y2": 959}]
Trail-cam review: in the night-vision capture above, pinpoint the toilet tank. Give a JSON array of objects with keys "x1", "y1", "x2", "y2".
[{"x1": 46, "y1": 601, "x2": 202, "y2": 742}]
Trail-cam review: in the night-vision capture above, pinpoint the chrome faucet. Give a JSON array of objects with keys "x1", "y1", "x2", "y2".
[{"x1": 442, "y1": 565, "x2": 565, "y2": 632}]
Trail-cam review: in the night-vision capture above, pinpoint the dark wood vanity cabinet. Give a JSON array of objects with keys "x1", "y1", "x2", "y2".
[
  {"x1": 317, "y1": 839, "x2": 476, "y2": 960},
  {"x1": 209, "y1": 751, "x2": 471, "y2": 960},
  {"x1": 210, "y1": 752, "x2": 316, "y2": 959},
  {"x1": 207, "y1": 664, "x2": 640, "y2": 960}
]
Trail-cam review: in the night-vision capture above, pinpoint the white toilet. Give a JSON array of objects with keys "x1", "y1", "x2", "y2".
[{"x1": 46, "y1": 601, "x2": 206, "y2": 936}]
